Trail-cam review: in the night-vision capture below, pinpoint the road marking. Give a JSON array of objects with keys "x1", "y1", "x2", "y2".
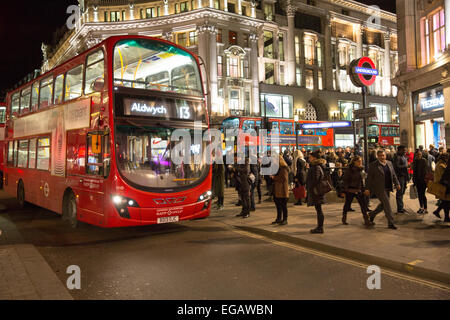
[
  {"x1": 232, "y1": 228, "x2": 450, "y2": 292},
  {"x1": 408, "y1": 260, "x2": 424, "y2": 266}
]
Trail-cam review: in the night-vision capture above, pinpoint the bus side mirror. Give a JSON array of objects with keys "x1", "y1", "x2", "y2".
[{"x1": 91, "y1": 78, "x2": 105, "y2": 92}]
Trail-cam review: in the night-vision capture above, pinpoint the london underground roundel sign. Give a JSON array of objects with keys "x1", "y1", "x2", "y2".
[{"x1": 349, "y1": 57, "x2": 378, "y2": 87}]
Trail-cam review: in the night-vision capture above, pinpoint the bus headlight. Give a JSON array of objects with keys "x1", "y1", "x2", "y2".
[
  {"x1": 197, "y1": 191, "x2": 212, "y2": 202},
  {"x1": 111, "y1": 195, "x2": 139, "y2": 219}
]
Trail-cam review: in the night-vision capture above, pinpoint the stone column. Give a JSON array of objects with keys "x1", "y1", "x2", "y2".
[
  {"x1": 93, "y1": 6, "x2": 99, "y2": 22},
  {"x1": 238, "y1": 0, "x2": 242, "y2": 14},
  {"x1": 164, "y1": 0, "x2": 169, "y2": 15},
  {"x1": 324, "y1": 15, "x2": 333, "y2": 90},
  {"x1": 251, "y1": 0, "x2": 256, "y2": 18},
  {"x1": 210, "y1": 0, "x2": 215, "y2": 8},
  {"x1": 300, "y1": 31, "x2": 306, "y2": 87},
  {"x1": 209, "y1": 27, "x2": 219, "y2": 115},
  {"x1": 197, "y1": 23, "x2": 219, "y2": 115},
  {"x1": 384, "y1": 31, "x2": 392, "y2": 96},
  {"x1": 356, "y1": 24, "x2": 364, "y2": 58},
  {"x1": 250, "y1": 33, "x2": 260, "y2": 116},
  {"x1": 398, "y1": 85, "x2": 416, "y2": 149},
  {"x1": 286, "y1": 3, "x2": 296, "y2": 85},
  {"x1": 335, "y1": 41, "x2": 342, "y2": 91},
  {"x1": 198, "y1": 0, "x2": 202, "y2": 9},
  {"x1": 224, "y1": 0, "x2": 228, "y2": 11},
  {"x1": 129, "y1": 4, "x2": 135, "y2": 20}
]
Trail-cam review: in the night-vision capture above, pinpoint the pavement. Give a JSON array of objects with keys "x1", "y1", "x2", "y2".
[
  {"x1": 212, "y1": 184, "x2": 450, "y2": 286},
  {"x1": 0, "y1": 191, "x2": 73, "y2": 300}
]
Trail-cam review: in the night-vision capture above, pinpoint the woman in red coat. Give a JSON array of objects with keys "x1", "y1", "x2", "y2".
[{"x1": 406, "y1": 147, "x2": 414, "y2": 177}]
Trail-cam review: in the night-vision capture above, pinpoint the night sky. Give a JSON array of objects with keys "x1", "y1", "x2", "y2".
[{"x1": 0, "y1": 0, "x2": 396, "y2": 100}]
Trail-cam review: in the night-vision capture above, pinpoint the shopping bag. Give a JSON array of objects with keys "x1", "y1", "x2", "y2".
[
  {"x1": 293, "y1": 186, "x2": 306, "y2": 199},
  {"x1": 409, "y1": 185, "x2": 418, "y2": 199}
]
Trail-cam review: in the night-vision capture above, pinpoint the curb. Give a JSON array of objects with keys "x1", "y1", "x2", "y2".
[{"x1": 235, "y1": 225, "x2": 450, "y2": 286}]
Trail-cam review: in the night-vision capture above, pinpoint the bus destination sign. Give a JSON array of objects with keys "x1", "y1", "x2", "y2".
[{"x1": 123, "y1": 97, "x2": 196, "y2": 120}]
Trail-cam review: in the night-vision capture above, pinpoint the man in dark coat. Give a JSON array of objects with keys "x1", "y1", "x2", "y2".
[
  {"x1": 249, "y1": 155, "x2": 260, "y2": 211},
  {"x1": 393, "y1": 145, "x2": 409, "y2": 214},
  {"x1": 367, "y1": 150, "x2": 401, "y2": 229},
  {"x1": 236, "y1": 158, "x2": 251, "y2": 218}
]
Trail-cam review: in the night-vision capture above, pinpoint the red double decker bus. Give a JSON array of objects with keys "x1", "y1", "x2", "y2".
[
  {"x1": 3, "y1": 36, "x2": 211, "y2": 228},
  {"x1": 0, "y1": 103, "x2": 6, "y2": 188},
  {"x1": 359, "y1": 123, "x2": 400, "y2": 147},
  {"x1": 222, "y1": 116, "x2": 334, "y2": 153}
]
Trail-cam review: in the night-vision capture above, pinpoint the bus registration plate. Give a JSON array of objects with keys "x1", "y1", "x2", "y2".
[{"x1": 157, "y1": 216, "x2": 179, "y2": 224}]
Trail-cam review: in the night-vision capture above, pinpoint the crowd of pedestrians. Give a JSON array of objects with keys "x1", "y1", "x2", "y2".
[{"x1": 211, "y1": 143, "x2": 450, "y2": 234}]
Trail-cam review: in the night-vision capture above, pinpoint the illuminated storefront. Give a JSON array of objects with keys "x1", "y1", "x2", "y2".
[{"x1": 413, "y1": 85, "x2": 445, "y2": 148}]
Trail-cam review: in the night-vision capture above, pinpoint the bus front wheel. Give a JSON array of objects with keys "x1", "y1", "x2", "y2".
[{"x1": 63, "y1": 192, "x2": 79, "y2": 229}]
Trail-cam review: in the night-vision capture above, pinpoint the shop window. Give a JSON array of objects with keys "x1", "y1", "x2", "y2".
[
  {"x1": 214, "y1": 0, "x2": 220, "y2": 10},
  {"x1": 228, "y1": 3, "x2": 236, "y2": 13},
  {"x1": 304, "y1": 35, "x2": 315, "y2": 65},
  {"x1": 218, "y1": 56, "x2": 223, "y2": 77},
  {"x1": 177, "y1": 33, "x2": 187, "y2": 47},
  {"x1": 263, "y1": 31, "x2": 274, "y2": 59},
  {"x1": 318, "y1": 71, "x2": 323, "y2": 90},
  {"x1": 279, "y1": 34, "x2": 285, "y2": 61},
  {"x1": 264, "y1": 3, "x2": 274, "y2": 21},
  {"x1": 229, "y1": 90, "x2": 240, "y2": 110},
  {"x1": 229, "y1": 31, "x2": 237, "y2": 45},
  {"x1": 339, "y1": 101, "x2": 360, "y2": 121},
  {"x1": 229, "y1": 57, "x2": 239, "y2": 77},
  {"x1": 189, "y1": 31, "x2": 198, "y2": 46},
  {"x1": 110, "y1": 11, "x2": 121, "y2": 22},
  {"x1": 421, "y1": 8, "x2": 445, "y2": 66},
  {"x1": 305, "y1": 69, "x2": 314, "y2": 90},
  {"x1": 261, "y1": 94, "x2": 293, "y2": 119},
  {"x1": 264, "y1": 63, "x2": 274, "y2": 84},
  {"x1": 295, "y1": 36, "x2": 300, "y2": 64},
  {"x1": 296, "y1": 68, "x2": 302, "y2": 86}
]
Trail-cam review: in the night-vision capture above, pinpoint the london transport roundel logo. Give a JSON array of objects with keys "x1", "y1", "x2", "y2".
[{"x1": 349, "y1": 57, "x2": 378, "y2": 87}]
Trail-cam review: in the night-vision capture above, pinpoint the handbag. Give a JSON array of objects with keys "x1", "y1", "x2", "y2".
[
  {"x1": 293, "y1": 185, "x2": 306, "y2": 199},
  {"x1": 317, "y1": 166, "x2": 332, "y2": 195},
  {"x1": 427, "y1": 181, "x2": 446, "y2": 198},
  {"x1": 409, "y1": 185, "x2": 418, "y2": 199},
  {"x1": 424, "y1": 172, "x2": 434, "y2": 183}
]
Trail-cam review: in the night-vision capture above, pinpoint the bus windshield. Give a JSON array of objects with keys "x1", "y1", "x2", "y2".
[
  {"x1": 113, "y1": 39, "x2": 203, "y2": 97},
  {"x1": 115, "y1": 122, "x2": 209, "y2": 190}
]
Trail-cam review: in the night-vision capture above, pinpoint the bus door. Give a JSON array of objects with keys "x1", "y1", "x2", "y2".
[{"x1": 67, "y1": 131, "x2": 108, "y2": 221}]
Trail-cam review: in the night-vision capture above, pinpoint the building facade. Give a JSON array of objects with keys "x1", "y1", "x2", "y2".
[
  {"x1": 394, "y1": 0, "x2": 450, "y2": 150},
  {"x1": 43, "y1": 0, "x2": 399, "y2": 147}
]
